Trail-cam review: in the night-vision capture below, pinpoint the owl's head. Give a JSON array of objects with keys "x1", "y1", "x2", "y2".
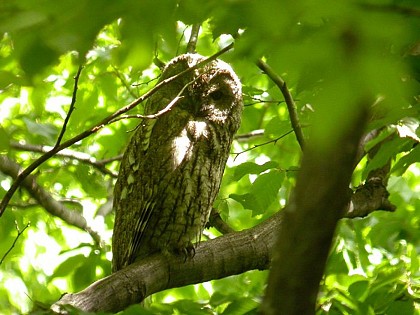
[{"x1": 160, "y1": 53, "x2": 243, "y2": 134}]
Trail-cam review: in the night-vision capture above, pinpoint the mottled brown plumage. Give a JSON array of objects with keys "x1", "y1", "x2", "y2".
[{"x1": 112, "y1": 54, "x2": 243, "y2": 272}]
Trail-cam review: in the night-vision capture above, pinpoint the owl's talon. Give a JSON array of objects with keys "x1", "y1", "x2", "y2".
[{"x1": 176, "y1": 243, "x2": 195, "y2": 262}]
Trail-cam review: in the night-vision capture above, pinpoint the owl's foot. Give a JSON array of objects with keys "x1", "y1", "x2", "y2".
[{"x1": 175, "y1": 242, "x2": 196, "y2": 262}]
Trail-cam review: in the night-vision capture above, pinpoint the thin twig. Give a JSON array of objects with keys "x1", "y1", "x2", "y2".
[
  {"x1": 55, "y1": 65, "x2": 83, "y2": 149},
  {"x1": 10, "y1": 142, "x2": 118, "y2": 177},
  {"x1": 8, "y1": 202, "x2": 39, "y2": 209},
  {"x1": 234, "y1": 129, "x2": 265, "y2": 141},
  {"x1": 112, "y1": 66, "x2": 138, "y2": 99},
  {"x1": 186, "y1": 23, "x2": 201, "y2": 53},
  {"x1": 244, "y1": 100, "x2": 284, "y2": 107},
  {"x1": 132, "y1": 76, "x2": 160, "y2": 87},
  {"x1": 109, "y1": 73, "x2": 204, "y2": 124},
  {"x1": 0, "y1": 222, "x2": 30, "y2": 266},
  {"x1": 233, "y1": 130, "x2": 294, "y2": 160},
  {"x1": 0, "y1": 43, "x2": 234, "y2": 216},
  {"x1": 97, "y1": 154, "x2": 123, "y2": 165},
  {"x1": 256, "y1": 59, "x2": 305, "y2": 150}
]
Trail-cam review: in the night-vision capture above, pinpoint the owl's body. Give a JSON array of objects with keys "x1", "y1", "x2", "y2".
[{"x1": 112, "y1": 54, "x2": 242, "y2": 272}]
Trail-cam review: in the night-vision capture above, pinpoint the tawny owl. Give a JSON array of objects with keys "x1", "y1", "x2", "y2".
[{"x1": 112, "y1": 53, "x2": 243, "y2": 272}]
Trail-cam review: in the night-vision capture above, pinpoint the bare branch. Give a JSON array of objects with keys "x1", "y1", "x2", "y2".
[
  {"x1": 207, "y1": 208, "x2": 236, "y2": 234},
  {"x1": 10, "y1": 142, "x2": 118, "y2": 178},
  {"x1": 52, "y1": 212, "x2": 274, "y2": 314},
  {"x1": 256, "y1": 59, "x2": 306, "y2": 150},
  {"x1": 97, "y1": 154, "x2": 123, "y2": 164},
  {"x1": 234, "y1": 129, "x2": 265, "y2": 141},
  {"x1": 233, "y1": 130, "x2": 294, "y2": 160},
  {"x1": 0, "y1": 156, "x2": 103, "y2": 245},
  {"x1": 244, "y1": 100, "x2": 284, "y2": 107},
  {"x1": 186, "y1": 23, "x2": 201, "y2": 53},
  {"x1": 55, "y1": 66, "x2": 83, "y2": 148},
  {"x1": 0, "y1": 221, "x2": 30, "y2": 266},
  {"x1": 108, "y1": 72, "x2": 203, "y2": 124},
  {"x1": 0, "y1": 43, "x2": 234, "y2": 216}
]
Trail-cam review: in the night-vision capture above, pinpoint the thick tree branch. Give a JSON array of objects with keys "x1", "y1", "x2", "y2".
[
  {"x1": 257, "y1": 59, "x2": 305, "y2": 150},
  {"x1": 347, "y1": 177, "x2": 396, "y2": 218},
  {"x1": 51, "y1": 215, "x2": 273, "y2": 313},
  {"x1": 0, "y1": 156, "x2": 102, "y2": 245},
  {"x1": 0, "y1": 43, "x2": 234, "y2": 216},
  {"x1": 50, "y1": 179, "x2": 393, "y2": 313}
]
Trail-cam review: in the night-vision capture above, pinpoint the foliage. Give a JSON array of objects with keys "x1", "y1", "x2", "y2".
[{"x1": 0, "y1": 0, "x2": 419, "y2": 314}]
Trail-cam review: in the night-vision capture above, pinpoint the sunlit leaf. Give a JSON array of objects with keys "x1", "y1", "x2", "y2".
[
  {"x1": 230, "y1": 171, "x2": 284, "y2": 215},
  {"x1": 221, "y1": 298, "x2": 259, "y2": 315},
  {"x1": 391, "y1": 145, "x2": 420, "y2": 176},
  {"x1": 52, "y1": 254, "x2": 85, "y2": 278},
  {"x1": 232, "y1": 161, "x2": 278, "y2": 181},
  {"x1": 363, "y1": 137, "x2": 413, "y2": 179}
]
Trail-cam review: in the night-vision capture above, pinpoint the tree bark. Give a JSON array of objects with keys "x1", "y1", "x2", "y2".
[
  {"x1": 260, "y1": 103, "x2": 370, "y2": 315},
  {"x1": 51, "y1": 213, "x2": 275, "y2": 313}
]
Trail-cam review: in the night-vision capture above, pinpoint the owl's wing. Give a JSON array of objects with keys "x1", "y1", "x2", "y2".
[
  {"x1": 112, "y1": 115, "x2": 158, "y2": 271},
  {"x1": 125, "y1": 117, "x2": 158, "y2": 263},
  {"x1": 129, "y1": 196, "x2": 155, "y2": 262}
]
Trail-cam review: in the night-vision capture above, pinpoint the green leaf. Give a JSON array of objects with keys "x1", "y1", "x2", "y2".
[
  {"x1": 0, "y1": 126, "x2": 10, "y2": 152},
  {"x1": 75, "y1": 164, "x2": 106, "y2": 198},
  {"x1": 232, "y1": 161, "x2": 278, "y2": 181},
  {"x1": 170, "y1": 300, "x2": 210, "y2": 315},
  {"x1": 23, "y1": 117, "x2": 58, "y2": 142},
  {"x1": 17, "y1": 35, "x2": 59, "y2": 77},
  {"x1": 391, "y1": 144, "x2": 420, "y2": 176},
  {"x1": 230, "y1": 170, "x2": 284, "y2": 215},
  {"x1": 52, "y1": 254, "x2": 85, "y2": 278},
  {"x1": 265, "y1": 118, "x2": 292, "y2": 138},
  {"x1": 73, "y1": 261, "x2": 96, "y2": 292},
  {"x1": 386, "y1": 301, "x2": 415, "y2": 315},
  {"x1": 209, "y1": 291, "x2": 231, "y2": 307},
  {"x1": 122, "y1": 304, "x2": 155, "y2": 315},
  {"x1": 0, "y1": 70, "x2": 25, "y2": 89},
  {"x1": 348, "y1": 281, "x2": 370, "y2": 302},
  {"x1": 363, "y1": 137, "x2": 412, "y2": 179},
  {"x1": 222, "y1": 298, "x2": 259, "y2": 315}
]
